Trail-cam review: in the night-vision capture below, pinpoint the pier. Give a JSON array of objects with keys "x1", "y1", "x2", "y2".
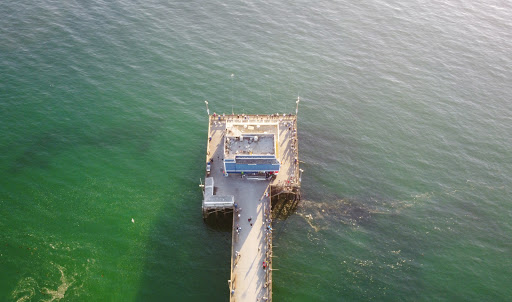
[{"x1": 202, "y1": 111, "x2": 301, "y2": 301}]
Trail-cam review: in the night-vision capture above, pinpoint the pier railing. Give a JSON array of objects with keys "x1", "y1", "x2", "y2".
[
  {"x1": 263, "y1": 187, "x2": 273, "y2": 302},
  {"x1": 230, "y1": 204, "x2": 237, "y2": 301}
]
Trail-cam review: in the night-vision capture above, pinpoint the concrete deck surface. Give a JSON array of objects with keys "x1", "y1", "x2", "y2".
[{"x1": 205, "y1": 114, "x2": 298, "y2": 302}]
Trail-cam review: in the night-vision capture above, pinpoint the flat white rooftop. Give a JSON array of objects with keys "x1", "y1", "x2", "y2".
[
  {"x1": 224, "y1": 123, "x2": 279, "y2": 160},
  {"x1": 225, "y1": 135, "x2": 275, "y2": 158}
]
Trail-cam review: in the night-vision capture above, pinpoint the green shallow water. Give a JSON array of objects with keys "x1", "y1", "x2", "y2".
[{"x1": 1, "y1": 0, "x2": 512, "y2": 301}]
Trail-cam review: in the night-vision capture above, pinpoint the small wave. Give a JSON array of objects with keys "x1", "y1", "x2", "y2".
[
  {"x1": 11, "y1": 277, "x2": 38, "y2": 302},
  {"x1": 297, "y1": 198, "x2": 387, "y2": 231},
  {"x1": 41, "y1": 263, "x2": 74, "y2": 302},
  {"x1": 11, "y1": 263, "x2": 74, "y2": 302}
]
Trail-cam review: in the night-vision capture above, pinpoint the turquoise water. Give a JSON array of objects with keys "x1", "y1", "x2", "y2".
[{"x1": 1, "y1": 0, "x2": 511, "y2": 301}]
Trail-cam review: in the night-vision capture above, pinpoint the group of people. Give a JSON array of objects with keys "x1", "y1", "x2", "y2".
[
  {"x1": 212, "y1": 112, "x2": 296, "y2": 123},
  {"x1": 234, "y1": 203, "x2": 243, "y2": 234},
  {"x1": 262, "y1": 198, "x2": 273, "y2": 292},
  {"x1": 232, "y1": 193, "x2": 273, "y2": 299}
]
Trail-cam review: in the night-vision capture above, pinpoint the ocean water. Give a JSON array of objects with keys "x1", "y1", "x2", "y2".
[{"x1": 1, "y1": 0, "x2": 511, "y2": 301}]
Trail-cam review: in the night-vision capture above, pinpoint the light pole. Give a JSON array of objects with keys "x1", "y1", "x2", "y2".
[
  {"x1": 295, "y1": 96, "x2": 300, "y2": 115},
  {"x1": 205, "y1": 100, "x2": 209, "y2": 115}
]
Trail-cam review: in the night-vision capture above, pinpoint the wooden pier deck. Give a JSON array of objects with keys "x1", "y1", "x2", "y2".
[{"x1": 203, "y1": 113, "x2": 300, "y2": 302}]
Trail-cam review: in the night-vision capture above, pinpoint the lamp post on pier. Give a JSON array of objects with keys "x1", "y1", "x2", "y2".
[{"x1": 205, "y1": 100, "x2": 210, "y2": 115}]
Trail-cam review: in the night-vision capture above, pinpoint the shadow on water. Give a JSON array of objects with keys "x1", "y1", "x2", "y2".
[
  {"x1": 135, "y1": 180, "x2": 232, "y2": 302},
  {"x1": 8, "y1": 120, "x2": 163, "y2": 174},
  {"x1": 271, "y1": 190, "x2": 300, "y2": 220},
  {"x1": 203, "y1": 212, "x2": 234, "y2": 232}
]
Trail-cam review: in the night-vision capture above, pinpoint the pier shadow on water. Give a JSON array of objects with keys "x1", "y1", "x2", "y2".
[
  {"x1": 7, "y1": 120, "x2": 162, "y2": 174},
  {"x1": 271, "y1": 191, "x2": 300, "y2": 220},
  {"x1": 134, "y1": 188, "x2": 233, "y2": 302},
  {"x1": 203, "y1": 212, "x2": 234, "y2": 232}
]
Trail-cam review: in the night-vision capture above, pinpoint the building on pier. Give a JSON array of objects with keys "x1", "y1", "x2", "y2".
[
  {"x1": 203, "y1": 177, "x2": 235, "y2": 213},
  {"x1": 223, "y1": 122, "x2": 280, "y2": 175}
]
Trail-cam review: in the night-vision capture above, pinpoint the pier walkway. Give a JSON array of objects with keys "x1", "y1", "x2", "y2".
[{"x1": 204, "y1": 114, "x2": 299, "y2": 302}]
